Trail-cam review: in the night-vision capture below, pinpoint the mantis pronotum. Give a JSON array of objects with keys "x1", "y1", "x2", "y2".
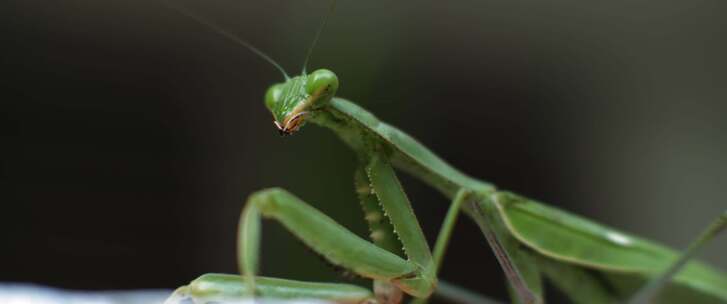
[{"x1": 163, "y1": 2, "x2": 727, "y2": 303}]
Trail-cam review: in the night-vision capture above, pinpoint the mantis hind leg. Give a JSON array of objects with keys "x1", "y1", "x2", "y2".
[{"x1": 469, "y1": 192, "x2": 544, "y2": 304}]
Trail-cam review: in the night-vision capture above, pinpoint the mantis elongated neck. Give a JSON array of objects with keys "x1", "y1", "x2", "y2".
[{"x1": 310, "y1": 97, "x2": 495, "y2": 200}]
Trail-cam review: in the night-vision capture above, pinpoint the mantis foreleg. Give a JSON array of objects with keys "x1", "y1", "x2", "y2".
[
  {"x1": 355, "y1": 166, "x2": 403, "y2": 256},
  {"x1": 355, "y1": 166, "x2": 405, "y2": 303},
  {"x1": 365, "y1": 154, "x2": 436, "y2": 298},
  {"x1": 232, "y1": 153, "x2": 472, "y2": 303}
]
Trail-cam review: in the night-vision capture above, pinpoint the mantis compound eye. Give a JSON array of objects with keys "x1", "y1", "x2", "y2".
[
  {"x1": 305, "y1": 68, "x2": 339, "y2": 105},
  {"x1": 265, "y1": 83, "x2": 285, "y2": 114}
]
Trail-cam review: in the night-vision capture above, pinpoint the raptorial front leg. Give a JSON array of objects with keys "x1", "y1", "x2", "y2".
[
  {"x1": 355, "y1": 166, "x2": 406, "y2": 304},
  {"x1": 231, "y1": 154, "x2": 474, "y2": 303},
  {"x1": 358, "y1": 154, "x2": 544, "y2": 304},
  {"x1": 357, "y1": 163, "x2": 469, "y2": 304},
  {"x1": 365, "y1": 155, "x2": 437, "y2": 298}
]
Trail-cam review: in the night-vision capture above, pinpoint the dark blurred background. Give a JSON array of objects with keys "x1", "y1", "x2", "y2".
[{"x1": 2, "y1": 0, "x2": 726, "y2": 302}]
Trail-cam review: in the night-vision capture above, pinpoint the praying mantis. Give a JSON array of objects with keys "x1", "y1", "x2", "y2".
[{"x1": 163, "y1": 2, "x2": 727, "y2": 303}]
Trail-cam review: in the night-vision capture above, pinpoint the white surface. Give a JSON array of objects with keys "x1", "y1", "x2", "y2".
[
  {"x1": 0, "y1": 283, "x2": 170, "y2": 304},
  {"x1": 0, "y1": 283, "x2": 332, "y2": 304}
]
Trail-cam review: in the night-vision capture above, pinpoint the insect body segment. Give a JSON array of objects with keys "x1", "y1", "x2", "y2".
[{"x1": 265, "y1": 69, "x2": 339, "y2": 135}]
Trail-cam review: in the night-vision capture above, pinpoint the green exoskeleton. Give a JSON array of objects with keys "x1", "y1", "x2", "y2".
[{"x1": 163, "y1": 2, "x2": 727, "y2": 304}]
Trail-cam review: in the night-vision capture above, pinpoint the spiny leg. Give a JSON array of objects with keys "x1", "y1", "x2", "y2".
[
  {"x1": 355, "y1": 167, "x2": 404, "y2": 255},
  {"x1": 363, "y1": 160, "x2": 544, "y2": 304},
  {"x1": 359, "y1": 162, "x2": 470, "y2": 304},
  {"x1": 355, "y1": 166, "x2": 405, "y2": 304},
  {"x1": 235, "y1": 154, "x2": 469, "y2": 302},
  {"x1": 364, "y1": 155, "x2": 543, "y2": 303},
  {"x1": 365, "y1": 154, "x2": 437, "y2": 298},
  {"x1": 629, "y1": 210, "x2": 727, "y2": 304},
  {"x1": 469, "y1": 192, "x2": 543, "y2": 304}
]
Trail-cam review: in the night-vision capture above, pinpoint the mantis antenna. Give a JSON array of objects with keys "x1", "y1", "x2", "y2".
[
  {"x1": 301, "y1": 0, "x2": 338, "y2": 74},
  {"x1": 162, "y1": 0, "x2": 290, "y2": 80}
]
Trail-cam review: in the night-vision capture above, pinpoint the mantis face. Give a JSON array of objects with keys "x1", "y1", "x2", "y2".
[{"x1": 265, "y1": 69, "x2": 339, "y2": 135}]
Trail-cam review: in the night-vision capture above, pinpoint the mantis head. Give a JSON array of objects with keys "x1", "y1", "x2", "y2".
[
  {"x1": 265, "y1": 69, "x2": 339, "y2": 136},
  {"x1": 166, "y1": 0, "x2": 339, "y2": 136}
]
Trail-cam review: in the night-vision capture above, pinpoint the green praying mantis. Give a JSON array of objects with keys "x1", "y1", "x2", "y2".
[{"x1": 163, "y1": 2, "x2": 727, "y2": 303}]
